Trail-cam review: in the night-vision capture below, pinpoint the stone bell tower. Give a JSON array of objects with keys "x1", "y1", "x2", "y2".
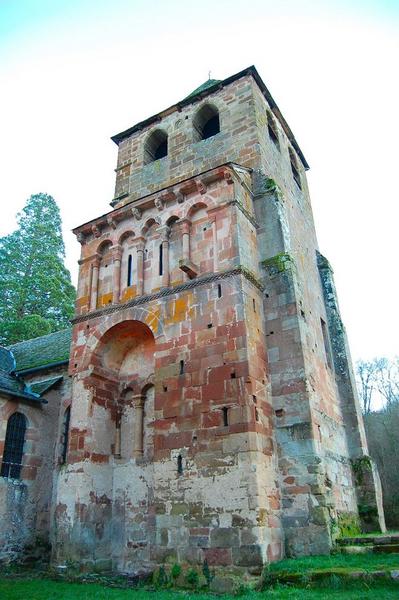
[{"x1": 53, "y1": 66, "x2": 384, "y2": 575}]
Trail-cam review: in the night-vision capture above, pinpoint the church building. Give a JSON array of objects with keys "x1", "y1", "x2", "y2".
[{"x1": 0, "y1": 66, "x2": 385, "y2": 575}]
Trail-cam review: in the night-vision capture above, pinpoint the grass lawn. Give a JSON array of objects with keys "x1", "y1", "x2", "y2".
[
  {"x1": 267, "y1": 552, "x2": 399, "y2": 574},
  {"x1": 1, "y1": 578, "x2": 399, "y2": 600}
]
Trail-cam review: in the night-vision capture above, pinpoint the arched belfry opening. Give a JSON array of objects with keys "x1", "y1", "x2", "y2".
[
  {"x1": 144, "y1": 129, "x2": 168, "y2": 164},
  {"x1": 193, "y1": 104, "x2": 220, "y2": 141}
]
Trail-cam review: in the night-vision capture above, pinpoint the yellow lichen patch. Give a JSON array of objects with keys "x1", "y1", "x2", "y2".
[
  {"x1": 97, "y1": 292, "x2": 113, "y2": 307},
  {"x1": 174, "y1": 296, "x2": 188, "y2": 322},
  {"x1": 145, "y1": 306, "x2": 161, "y2": 333},
  {"x1": 121, "y1": 286, "x2": 137, "y2": 302},
  {"x1": 76, "y1": 295, "x2": 89, "y2": 308}
]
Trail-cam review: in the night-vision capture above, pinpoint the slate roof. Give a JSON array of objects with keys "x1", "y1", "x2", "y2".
[
  {"x1": 184, "y1": 79, "x2": 221, "y2": 100},
  {"x1": 0, "y1": 347, "x2": 42, "y2": 402},
  {"x1": 9, "y1": 328, "x2": 72, "y2": 374},
  {"x1": 30, "y1": 376, "x2": 64, "y2": 396}
]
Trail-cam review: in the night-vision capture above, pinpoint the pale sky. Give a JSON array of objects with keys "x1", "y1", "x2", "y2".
[{"x1": 0, "y1": 0, "x2": 398, "y2": 362}]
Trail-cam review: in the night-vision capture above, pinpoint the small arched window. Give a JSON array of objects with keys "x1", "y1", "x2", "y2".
[
  {"x1": 144, "y1": 129, "x2": 168, "y2": 164},
  {"x1": 60, "y1": 406, "x2": 71, "y2": 465},
  {"x1": 193, "y1": 104, "x2": 220, "y2": 141},
  {"x1": 1, "y1": 412, "x2": 27, "y2": 479},
  {"x1": 289, "y1": 148, "x2": 302, "y2": 190},
  {"x1": 267, "y1": 110, "x2": 279, "y2": 149}
]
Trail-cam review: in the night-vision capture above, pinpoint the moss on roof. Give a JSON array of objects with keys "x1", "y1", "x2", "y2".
[
  {"x1": 184, "y1": 79, "x2": 221, "y2": 100},
  {"x1": 30, "y1": 376, "x2": 63, "y2": 396},
  {"x1": 9, "y1": 328, "x2": 72, "y2": 373}
]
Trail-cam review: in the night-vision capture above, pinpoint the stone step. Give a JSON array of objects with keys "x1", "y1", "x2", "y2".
[
  {"x1": 338, "y1": 535, "x2": 399, "y2": 546},
  {"x1": 341, "y1": 544, "x2": 399, "y2": 555}
]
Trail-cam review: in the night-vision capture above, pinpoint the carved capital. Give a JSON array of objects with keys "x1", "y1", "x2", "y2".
[
  {"x1": 112, "y1": 245, "x2": 122, "y2": 262},
  {"x1": 132, "y1": 394, "x2": 145, "y2": 409},
  {"x1": 180, "y1": 218, "x2": 191, "y2": 235},
  {"x1": 135, "y1": 236, "x2": 146, "y2": 252},
  {"x1": 158, "y1": 225, "x2": 171, "y2": 242}
]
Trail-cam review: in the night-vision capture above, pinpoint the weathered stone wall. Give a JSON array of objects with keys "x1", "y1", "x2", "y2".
[
  {"x1": 0, "y1": 367, "x2": 70, "y2": 563},
  {"x1": 55, "y1": 66, "x2": 382, "y2": 573}
]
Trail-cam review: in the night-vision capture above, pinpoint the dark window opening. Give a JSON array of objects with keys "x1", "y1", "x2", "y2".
[
  {"x1": 230, "y1": 372, "x2": 236, "y2": 379},
  {"x1": 127, "y1": 254, "x2": 133, "y2": 287},
  {"x1": 159, "y1": 243, "x2": 163, "y2": 276},
  {"x1": 289, "y1": 148, "x2": 302, "y2": 189},
  {"x1": 207, "y1": 323, "x2": 212, "y2": 329},
  {"x1": 255, "y1": 408, "x2": 260, "y2": 422},
  {"x1": 61, "y1": 406, "x2": 71, "y2": 465},
  {"x1": 177, "y1": 454, "x2": 183, "y2": 474},
  {"x1": 163, "y1": 385, "x2": 168, "y2": 392},
  {"x1": 275, "y1": 409, "x2": 284, "y2": 418},
  {"x1": 217, "y1": 284, "x2": 222, "y2": 298},
  {"x1": 267, "y1": 111, "x2": 280, "y2": 148},
  {"x1": 144, "y1": 129, "x2": 168, "y2": 164},
  {"x1": 1, "y1": 412, "x2": 27, "y2": 479},
  {"x1": 252, "y1": 395, "x2": 257, "y2": 404},
  {"x1": 253, "y1": 298, "x2": 256, "y2": 312},
  {"x1": 321, "y1": 318, "x2": 333, "y2": 369},
  {"x1": 193, "y1": 104, "x2": 220, "y2": 141},
  {"x1": 179, "y1": 360, "x2": 184, "y2": 375},
  {"x1": 222, "y1": 407, "x2": 229, "y2": 427}
]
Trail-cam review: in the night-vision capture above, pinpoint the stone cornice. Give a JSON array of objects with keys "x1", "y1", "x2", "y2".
[{"x1": 72, "y1": 266, "x2": 264, "y2": 324}]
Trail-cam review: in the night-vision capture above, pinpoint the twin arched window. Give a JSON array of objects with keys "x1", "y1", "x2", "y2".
[
  {"x1": 1, "y1": 412, "x2": 27, "y2": 479},
  {"x1": 144, "y1": 104, "x2": 220, "y2": 165}
]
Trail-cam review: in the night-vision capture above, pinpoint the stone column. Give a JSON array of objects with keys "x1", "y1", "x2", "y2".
[
  {"x1": 89, "y1": 255, "x2": 100, "y2": 311},
  {"x1": 181, "y1": 219, "x2": 191, "y2": 262},
  {"x1": 159, "y1": 226, "x2": 170, "y2": 288},
  {"x1": 136, "y1": 237, "x2": 145, "y2": 296},
  {"x1": 112, "y1": 245, "x2": 122, "y2": 304},
  {"x1": 114, "y1": 425, "x2": 121, "y2": 458},
  {"x1": 132, "y1": 395, "x2": 145, "y2": 458}
]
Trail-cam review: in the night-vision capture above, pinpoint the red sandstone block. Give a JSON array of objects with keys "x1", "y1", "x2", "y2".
[
  {"x1": 204, "y1": 548, "x2": 232, "y2": 566},
  {"x1": 90, "y1": 453, "x2": 109, "y2": 464},
  {"x1": 201, "y1": 381, "x2": 225, "y2": 401},
  {"x1": 202, "y1": 411, "x2": 221, "y2": 428}
]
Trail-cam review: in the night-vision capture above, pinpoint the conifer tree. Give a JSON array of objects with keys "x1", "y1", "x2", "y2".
[{"x1": 0, "y1": 193, "x2": 76, "y2": 345}]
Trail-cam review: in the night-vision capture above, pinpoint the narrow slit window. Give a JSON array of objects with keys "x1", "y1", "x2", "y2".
[
  {"x1": 253, "y1": 298, "x2": 256, "y2": 312},
  {"x1": 255, "y1": 408, "x2": 260, "y2": 422},
  {"x1": 222, "y1": 407, "x2": 229, "y2": 427},
  {"x1": 177, "y1": 454, "x2": 183, "y2": 474},
  {"x1": 127, "y1": 254, "x2": 133, "y2": 287},
  {"x1": 179, "y1": 360, "x2": 184, "y2": 375},
  {"x1": 289, "y1": 148, "x2": 302, "y2": 190},
  {"x1": 1, "y1": 412, "x2": 27, "y2": 479},
  {"x1": 217, "y1": 284, "x2": 222, "y2": 298},
  {"x1": 321, "y1": 318, "x2": 333, "y2": 369},
  {"x1": 267, "y1": 111, "x2": 280, "y2": 149},
  {"x1": 159, "y1": 243, "x2": 163, "y2": 276},
  {"x1": 60, "y1": 406, "x2": 71, "y2": 465}
]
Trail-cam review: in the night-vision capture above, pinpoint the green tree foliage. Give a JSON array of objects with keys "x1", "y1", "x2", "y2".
[
  {"x1": 357, "y1": 357, "x2": 399, "y2": 527},
  {"x1": 0, "y1": 193, "x2": 75, "y2": 345}
]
